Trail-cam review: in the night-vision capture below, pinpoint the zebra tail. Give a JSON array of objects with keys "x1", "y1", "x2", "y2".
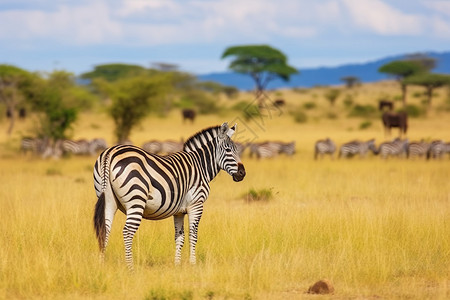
[{"x1": 94, "y1": 192, "x2": 106, "y2": 251}]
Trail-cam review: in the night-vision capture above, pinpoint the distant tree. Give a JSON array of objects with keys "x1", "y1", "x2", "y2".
[
  {"x1": 404, "y1": 73, "x2": 450, "y2": 110},
  {"x1": 378, "y1": 60, "x2": 424, "y2": 107},
  {"x1": 0, "y1": 65, "x2": 32, "y2": 135},
  {"x1": 80, "y1": 63, "x2": 147, "y2": 82},
  {"x1": 104, "y1": 75, "x2": 171, "y2": 143},
  {"x1": 221, "y1": 45, "x2": 298, "y2": 102},
  {"x1": 404, "y1": 53, "x2": 437, "y2": 72},
  {"x1": 151, "y1": 62, "x2": 179, "y2": 72},
  {"x1": 324, "y1": 88, "x2": 341, "y2": 106},
  {"x1": 340, "y1": 76, "x2": 360, "y2": 89}
]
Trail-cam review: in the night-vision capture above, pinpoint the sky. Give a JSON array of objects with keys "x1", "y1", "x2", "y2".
[{"x1": 1, "y1": 0, "x2": 450, "y2": 75}]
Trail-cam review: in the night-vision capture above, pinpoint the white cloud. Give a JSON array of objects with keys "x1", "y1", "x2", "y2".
[{"x1": 341, "y1": 0, "x2": 423, "y2": 35}]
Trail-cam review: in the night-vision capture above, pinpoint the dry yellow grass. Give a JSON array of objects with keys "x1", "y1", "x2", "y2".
[{"x1": 0, "y1": 81, "x2": 449, "y2": 299}]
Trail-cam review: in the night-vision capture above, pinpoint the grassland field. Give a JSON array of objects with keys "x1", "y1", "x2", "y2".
[{"x1": 0, "y1": 81, "x2": 449, "y2": 299}]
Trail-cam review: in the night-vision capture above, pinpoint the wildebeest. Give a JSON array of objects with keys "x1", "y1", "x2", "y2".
[
  {"x1": 382, "y1": 112, "x2": 408, "y2": 137},
  {"x1": 378, "y1": 100, "x2": 394, "y2": 111},
  {"x1": 274, "y1": 99, "x2": 286, "y2": 107},
  {"x1": 181, "y1": 108, "x2": 196, "y2": 123}
]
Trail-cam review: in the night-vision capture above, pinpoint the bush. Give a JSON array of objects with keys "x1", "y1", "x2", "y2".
[
  {"x1": 244, "y1": 188, "x2": 273, "y2": 202},
  {"x1": 303, "y1": 102, "x2": 316, "y2": 110},
  {"x1": 348, "y1": 104, "x2": 377, "y2": 118},
  {"x1": 178, "y1": 90, "x2": 218, "y2": 114},
  {"x1": 326, "y1": 111, "x2": 338, "y2": 119},
  {"x1": 291, "y1": 107, "x2": 308, "y2": 123},
  {"x1": 343, "y1": 94, "x2": 354, "y2": 108},
  {"x1": 231, "y1": 100, "x2": 251, "y2": 111},
  {"x1": 400, "y1": 104, "x2": 426, "y2": 118},
  {"x1": 359, "y1": 120, "x2": 372, "y2": 129}
]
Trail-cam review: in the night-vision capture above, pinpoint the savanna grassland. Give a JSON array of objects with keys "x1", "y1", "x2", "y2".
[{"x1": 0, "y1": 81, "x2": 449, "y2": 299}]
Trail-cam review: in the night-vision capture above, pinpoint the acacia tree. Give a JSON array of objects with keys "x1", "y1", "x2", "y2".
[
  {"x1": 340, "y1": 76, "x2": 360, "y2": 89},
  {"x1": 378, "y1": 60, "x2": 424, "y2": 107},
  {"x1": 404, "y1": 73, "x2": 450, "y2": 110},
  {"x1": 0, "y1": 65, "x2": 32, "y2": 135},
  {"x1": 324, "y1": 88, "x2": 341, "y2": 106},
  {"x1": 221, "y1": 45, "x2": 298, "y2": 101},
  {"x1": 101, "y1": 75, "x2": 171, "y2": 143}
]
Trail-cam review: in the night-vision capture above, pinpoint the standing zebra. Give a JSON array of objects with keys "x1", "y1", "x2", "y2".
[
  {"x1": 142, "y1": 140, "x2": 162, "y2": 154},
  {"x1": 378, "y1": 138, "x2": 409, "y2": 159},
  {"x1": 407, "y1": 140, "x2": 430, "y2": 159},
  {"x1": 338, "y1": 139, "x2": 377, "y2": 158},
  {"x1": 280, "y1": 141, "x2": 296, "y2": 156},
  {"x1": 314, "y1": 138, "x2": 336, "y2": 160},
  {"x1": 93, "y1": 123, "x2": 246, "y2": 269},
  {"x1": 427, "y1": 140, "x2": 449, "y2": 159}
]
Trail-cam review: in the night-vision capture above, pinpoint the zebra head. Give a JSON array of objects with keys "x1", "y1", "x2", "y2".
[{"x1": 217, "y1": 123, "x2": 246, "y2": 182}]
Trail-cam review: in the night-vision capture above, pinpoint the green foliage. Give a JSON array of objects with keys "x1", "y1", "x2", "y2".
[
  {"x1": 291, "y1": 107, "x2": 308, "y2": 123},
  {"x1": 80, "y1": 63, "x2": 147, "y2": 82},
  {"x1": 400, "y1": 104, "x2": 426, "y2": 118},
  {"x1": 404, "y1": 73, "x2": 450, "y2": 88},
  {"x1": 244, "y1": 188, "x2": 273, "y2": 202},
  {"x1": 178, "y1": 90, "x2": 218, "y2": 114},
  {"x1": 324, "y1": 88, "x2": 341, "y2": 106},
  {"x1": 359, "y1": 120, "x2": 372, "y2": 130},
  {"x1": 221, "y1": 44, "x2": 298, "y2": 92},
  {"x1": 108, "y1": 75, "x2": 171, "y2": 142},
  {"x1": 378, "y1": 60, "x2": 425, "y2": 79},
  {"x1": 231, "y1": 100, "x2": 251, "y2": 111},
  {"x1": 348, "y1": 104, "x2": 377, "y2": 118},
  {"x1": 303, "y1": 101, "x2": 316, "y2": 110},
  {"x1": 343, "y1": 94, "x2": 354, "y2": 108}
]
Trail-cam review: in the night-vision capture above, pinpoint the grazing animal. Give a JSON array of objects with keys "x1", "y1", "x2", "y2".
[
  {"x1": 21, "y1": 137, "x2": 48, "y2": 155},
  {"x1": 382, "y1": 112, "x2": 408, "y2": 137},
  {"x1": 427, "y1": 140, "x2": 450, "y2": 159},
  {"x1": 93, "y1": 123, "x2": 246, "y2": 270},
  {"x1": 182, "y1": 109, "x2": 196, "y2": 123},
  {"x1": 314, "y1": 138, "x2": 336, "y2": 160},
  {"x1": 62, "y1": 139, "x2": 91, "y2": 156},
  {"x1": 378, "y1": 138, "x2": 409, "y2": 159},
  {"x1": 142, "y1": 140, "x2": 163, "y2": 154},
  {"x1": 339, "y1": 139, "x2": 377, "y2": 158},
  {"x1": 378, "y1": 100, "x2": 394, "y2": 111},
  {"x1": 274, "y1": 99, "x2": 286, "y2": 107},
  {"x1": 235, "y1": 142, "x2": 248, "y2": 157},
  {"x1": 280, "y1": 141, "x2": 296, "y2": 156},
  {"x1": 161, "y1": 140, "x2": 184, "y2": 154},
  {"x1": 407, "y1": 140, "x2": 430, "y2": 159}
]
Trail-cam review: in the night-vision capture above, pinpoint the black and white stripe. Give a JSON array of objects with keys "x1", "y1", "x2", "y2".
[
  {"x1": 93, "y1": 123, "x2": 246, "y2": 269},
  {"x1": 427, "y1": 140, "x2": 450, "y2": 159},
  {"x1": 338, "y1": 139, "x2": 377, "y2": 158},
  {"x1": 314, "y1": 138, "x2": 336, "y2": 160},
  {"x1": 407, "y1": 141, "x2": 430, "y2": 159},
  {"x1": 378, "y1": 138, "x2": 409, "y2": 159}
]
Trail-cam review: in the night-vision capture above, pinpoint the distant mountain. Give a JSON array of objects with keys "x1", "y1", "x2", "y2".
[{"x1": 198, "y1": 51, "x2": 450, "y2": 90}]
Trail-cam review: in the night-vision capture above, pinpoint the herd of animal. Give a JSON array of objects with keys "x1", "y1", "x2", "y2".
[{"x1": 314, "y1": 137, "x2": 450, "y2": 160}]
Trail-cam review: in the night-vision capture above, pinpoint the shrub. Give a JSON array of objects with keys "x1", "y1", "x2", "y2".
[
  {"x1": 348, "y1": 104, "x2": 377, "y2": 118},
  {"x1": 326, "y1": 111, "x2": 338, "y2": 119},
  {"x1": 231, "y1": 100, "x2": 252, "y2": 111},
  {"x1": 343, "y1": 94, "x2": 354, "y2": 108},
  {"x1": 244, "y1": 188, "x2": 273, "y2": 202},
  {"x1": 359, "y1": 120, "x2": 372, "y2": 129},
  {"x1": 400, "y1": 104, "x2": 425, "y2": 118},
  {"x1": 303, "y1": 102, "x2": 316, "y2": 110},
  {"x1": 291, "y1": 107, "x2": 308, "y2": 123}
]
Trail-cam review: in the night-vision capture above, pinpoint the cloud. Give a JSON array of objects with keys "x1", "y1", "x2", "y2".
[{"x1": 341, "y1": 0, "x2": 423, "y2": 35}]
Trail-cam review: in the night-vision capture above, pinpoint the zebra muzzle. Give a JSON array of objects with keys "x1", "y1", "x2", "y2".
[{"x1": 232, "y1": 163, "x2": 246, "y2": 182}]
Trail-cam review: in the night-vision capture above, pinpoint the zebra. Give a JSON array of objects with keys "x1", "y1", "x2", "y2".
[
  {"x1": 93, "y1": 123, "x2": 246, "y2": 270},
  {"x1": 427, "y1": 140, "x2": 449, "y2": 159},
  {"x1": 89, "y1": 138, "x2": 108, "y2": 154},
  {"x1": 235, "y1": 142, "x2": 247, "y2": 157},
  {"x1": 21, "y1": 137, "x2": 47, "y2": 155},
  {"x1": 314, "y1": 138, "x2": 336, "y2": 160},
  {"x1": 252, "y1": 142, "x2": 282, "y2": 159},
  {"x1": 280, "y1": 141, "x2": 296, "y2": 156},
  {"x1": 62, "y1": 139, "x2": 91, "y2": 155},
  {"x1": 407, "y1": 140, "x2": 430, "y2": 159},
  {"x1": 377, "y1": 138, "x2": 409, "y2": 159},
  {"x1": 142, "y1": 140, "x2": 162, "y2": 154},
  {"x1": 161, "y1": 140, "x2": 184, "y2": 154},
  {"x1": 338, "y1": 139, "x2": 377, "y2": 158}
]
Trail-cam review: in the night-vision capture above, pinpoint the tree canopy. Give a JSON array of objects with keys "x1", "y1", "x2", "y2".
[
  {"x1": 404, "y1": 73, "x2": 450, "y2": 109},
  {"x1": 80, "y1": 63, "x2": 148, "y2": 82},
  {"x1": 221, "y1": 45, "x2": 298, "y2": 95}
]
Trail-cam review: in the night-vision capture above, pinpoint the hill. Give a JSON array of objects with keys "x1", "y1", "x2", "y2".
[{"x1": 198, "y1": 51, "x2": 450, "y2": 90}]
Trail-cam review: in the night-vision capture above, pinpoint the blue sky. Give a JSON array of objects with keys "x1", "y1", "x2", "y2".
[{"x1": 1, "y1": 0, "x2": 449, "y2": 75}]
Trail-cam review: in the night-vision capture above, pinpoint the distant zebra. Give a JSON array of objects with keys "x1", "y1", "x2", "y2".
[
  {"x1": 427, "y1": 140, "x2": 450, "y2": 159},
  {"x1": 407, "y1": 140, "x2": 430, "y2": 159},
  {"x1": 378, "y1": 138, "x2": 409, "y2": 159},
  {"x1": 235, "y1": 142, "x2": 248, "y2": 157},
  {"x1": 93, "y1": 123, "x2": 246, "y2": 269},
  {"x1": 21, "y1": 137, "x2": 47, "y2": 155},
  {"x1": 161, "y1": 140, "x2": 184, "y2": 154},
  {"x1": 142, "y1": 140, "x2": 163, "y2": 154},
  {"x1": 338, "y1": 139, "x2": 377, "y2": 158},
  {"x1": 280, "y1": 141, "x2": 296, "y2": 156},
  {"x1": 314, "y1": 138, "x2": 336, "y2": 160},
  {"x1": 62, "y1": 139, "x2": 91, "y2": 155},
  {"x1": 90, "y1": 138, "x2": 108, "y2": 154},
  {"x1": 251, "y1": 142, "x2": 281, "y2": 159}
]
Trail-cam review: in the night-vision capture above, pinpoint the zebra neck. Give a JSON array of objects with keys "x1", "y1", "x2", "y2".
[{"x1": 191, "y1": 143, "x2": 220, "y2": 183}]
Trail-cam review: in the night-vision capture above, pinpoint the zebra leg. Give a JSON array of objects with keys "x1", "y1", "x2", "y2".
[
  {"x1": 122, "y1": 207, "x2": 144, "y2": 271},
  {"x1": 173, "y1": 214, "x2": 185, "y2": 265},
  {"x1": 187, "y1": 202, "x2": 204, "y2": 265}
]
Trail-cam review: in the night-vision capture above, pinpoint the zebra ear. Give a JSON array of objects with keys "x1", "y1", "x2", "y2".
[
  {"x1": 227, "y1": 123, "x2": 237, "y2": 138},
  {"x1": 220, "y1": 122, "x2": 229, "y2": 137}
]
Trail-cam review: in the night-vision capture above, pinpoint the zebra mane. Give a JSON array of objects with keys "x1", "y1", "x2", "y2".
[{"x1": 183, "y1": 125, "x2": 221, "y2": 152}]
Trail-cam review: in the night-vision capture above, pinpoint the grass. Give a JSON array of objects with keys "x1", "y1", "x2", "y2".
[{"x1": 0, "y1": 81, "x2": 449, "y2": 299}]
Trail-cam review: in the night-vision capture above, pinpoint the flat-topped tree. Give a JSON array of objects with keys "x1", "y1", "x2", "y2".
[
  {"x1": 404, "y1": 73, "x2": 450, "y2": 110},
  {"x1": 221, "y1": 45, "x2": 298, "y2": 102},
  {"x1": 378, "y1": 60, "x2": 424, "y2": 107}
]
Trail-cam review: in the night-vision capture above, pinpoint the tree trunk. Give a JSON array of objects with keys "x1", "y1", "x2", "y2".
[
  {"x1": 426, "y1": 86, "x2": 433, "y2": 110},
  {"x1": 401, "y1": 83, "x2": 407, "y2": 108}
]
